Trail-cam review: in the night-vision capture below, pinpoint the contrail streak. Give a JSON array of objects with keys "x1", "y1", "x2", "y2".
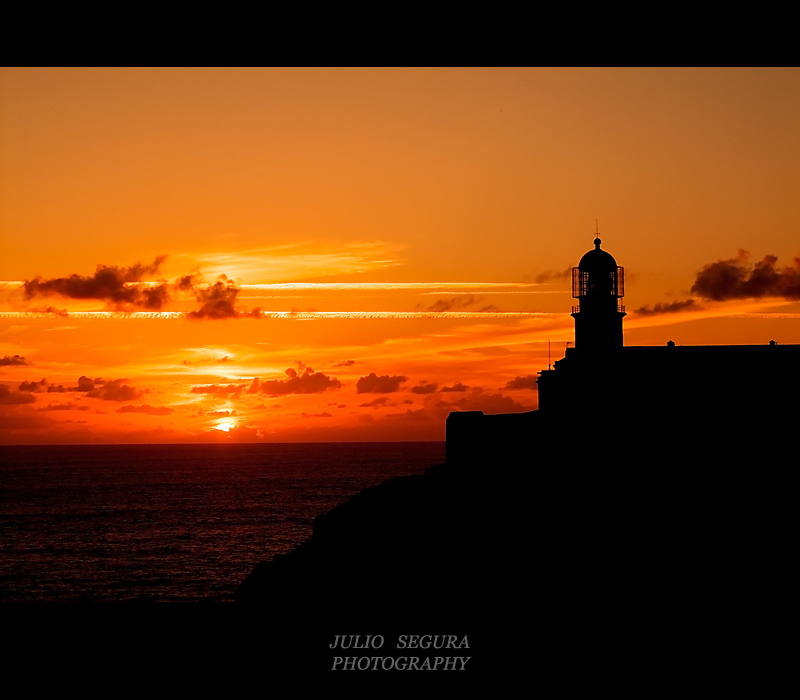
[
  {"x1": 0, "y1": 310, "x2": 558, "y2": 320},
  {"x1": 1, "y1": 281, "x2": 546, "y2": 291},
  {"x1": 239, "y1": 282, "x2": 543, "y2": 290}
]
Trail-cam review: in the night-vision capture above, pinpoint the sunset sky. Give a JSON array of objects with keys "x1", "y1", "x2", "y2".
[{"x1": 2, "y1": 67, "x2": 799, "y2": 444}]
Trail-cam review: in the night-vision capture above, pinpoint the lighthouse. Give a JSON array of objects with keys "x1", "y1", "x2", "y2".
[{"x1": 571, "y1": 236, "x2": 625, "y2": 351}]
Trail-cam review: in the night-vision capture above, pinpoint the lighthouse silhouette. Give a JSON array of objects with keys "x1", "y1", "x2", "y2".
[
  {"x1": 446, "y1": 227, "x2": 800, "y2": 465},
  {"x1": 571, "y1": 235, "x2": 626, "y2": 352}
]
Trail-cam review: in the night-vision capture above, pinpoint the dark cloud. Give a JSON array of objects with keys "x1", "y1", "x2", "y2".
[
  {"x1": 173, "y1": 272, "x2": 203, "y2": 291},
  {"x1": 359, "y1": 397, "x2": 391, "y2": 408},
  {"x1": 28, "y1": 306, "x2": 69, "y2": 316},
  {"x1": 70, "y1": 376, "x2": 103, "y2": 392},
  {"x1": 86, "y1": 379, "x2": 142, "y2": 402},
  {"x1": 417, "y1": 295, "x2": 479, "y2": 312},
  {"x1": 302, "y1": 412, "x2": 332, "y2": 418},
  {"x1": 334, "y1": 360, "x2": 356, "y2": 367},
  {"x1": 206, "y1": 410, "x2": 238, "y2": 417},
  {"x1": 445, "y1": 389, "x2": 531, "y2": 414},
  {"x1": 503, "y1": 375, "x2": 539, "y2": 390},
  {"x1": 530, "y1": 266, "x2": 572, "y2": 284},
  {"x1": 186, "y1": 276, "x2": 240, "y2": 320},
  {"x1": 478, "y1": 305, "x2": 501, "y2": 313},
  {"x1": 246, "y1": 377, "x2": 260, "y2": 394},
  {"x1": 190, "y1": 383, "x2": 248, "y2": 398},
  {"x1": 634, "y1": 299, "x2": 701, "y2": 316},
  {"x1": 356, "y1": 373, "x2": 408, "y2": 394},
  {"x1": 411, "y1": 382, "x2": 438, "y2": 395},
  {"x1": 116, "y1": 404, "x2": 174, "y2": 415},
  {"x1": 690, "y1": 249, "x2": 800, "y2": 301},
  {"x1": 18, "y1": 259, "x2": 275, "y2": 318},
  {"x1": 47, "y1": 384, "x2": 67, "y2": 393},
  {"x1": 22, "y1": 256, "x2": 171, "y2": 310},
  {"x1": 19, "y1": 379, "x2": 48, "y2": 392},
  {"x1": 440, "y1": 382, "x2": 469, "y2": 393},
  {"x1": 260, "y1": 366, "x2": 342, "y2": 397},
  {"x1": 0, "y1": 355, "x2": 27, "y2": 366},
  {"x1": 39, "y1": 403, "x2": 89, "y2": 411},
  {"x1": 0, "y1": 385, "x2": 36, "y2": 404}
]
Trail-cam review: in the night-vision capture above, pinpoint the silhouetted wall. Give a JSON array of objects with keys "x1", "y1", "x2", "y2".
[{"x1": 447, "y1": 343, "x2": 800, "y2": 465}]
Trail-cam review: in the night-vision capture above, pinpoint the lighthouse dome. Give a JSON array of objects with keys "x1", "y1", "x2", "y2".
[{"x1": 578, "y1": 238, "x2": 618, "y2": 271}]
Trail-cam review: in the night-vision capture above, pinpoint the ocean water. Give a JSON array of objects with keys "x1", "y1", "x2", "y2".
[{"x1": 0, "y1": 442, "x2": 444, "y2": 602}]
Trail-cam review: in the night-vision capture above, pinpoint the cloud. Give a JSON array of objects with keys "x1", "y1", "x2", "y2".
[
  {"x1": 260, "y1": 366, "x2": 342, "y2": 397},
  {"x1": 334, "y1": 360, "x2": 356, "y2": 367},
  {"x1": 173, "y1": 272, "x2": 203, "y2": 291},
  {"x1": 19, "y1": 379, "x2": 48, "y2": 392},
  {"x1": 443, "y1": 389, "x2": 531, "y2": 414},
  {"x1": 47, "y1": 384, "x2": 67, "y2": 393},
  {"x1": 186, "y1": 276, "x2": 241, "y2": 320},
  {"x1": 690, "y1": 249, "x2": 800, "y2": 301},
  {"x1": 478, "y1": 305, "x2": 501, "y2": 313},
  {"x1": 39, "y1": 402, "x2": 90, "y2": 411},
  {"x1": 411, "y1": 382, "x2": 438, "y2": 395},
  {"x1": 70, "y1": 376, "x2": 104, "y2": 392},
  {"x1": 503, "y1": 375, "x2": 539, "y2": 390},
  {"x1": 27, "y1": 306, "x2": 69, "y2": 316},
  {"x1": 0, "y1": 355, "x2": 27, "y2": 366},
  {"x1": 86, "y1": 379, "x2": 143, "y2": 402},
  {"x1": 302, "y1": 412, "x2": 333, "y2": 418},
  {"x1": 190, "y1": 383, "x2": 248, "y2": 398},
  {"x1": 417, "y1": 295, "x2": 479, "y2": 312},
  {"x1": 356, "y1": 373, "x2": 408, "y2": 394},
  {"x1": 359, "y1": 397, "x2": 391, "y2": 408},
  {"x1": 116, "y1": 404, "x2": 174, "y2": 415},
  {"x1": 206, "y1": 410, "x2": 238, "y2": 417},
  {"x1": 246, "y1": 377, "x2": 260, "y2": 394},
  {"x1": 189, "y1": 241, "x2": 405, "y2": 283},
  {"x1": 634, "y1": 299, "x2": 701, "y2": 315},
  {"x1": 17, "y1": 259, "x2": 278, "y2": 317},
  {"x1": 440, "y1": 382, "x2": 469, "y2": 393},
  {"x1": 0, "y1": 385, "x2": 36, "y2": 404},
  {"x1": 22, "y1": 256, "x2": 171, "y2": 310},
  {"x1": 530, "y1": 266, "x2": 572, "y2": 284}
]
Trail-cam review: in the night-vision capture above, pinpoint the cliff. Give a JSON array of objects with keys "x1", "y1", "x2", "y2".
[{"x1": 236, "y1": 415, "x2": 791, "y2": 673}]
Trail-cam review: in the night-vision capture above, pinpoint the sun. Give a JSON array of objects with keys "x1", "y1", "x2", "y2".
[{"x1": 215, "y1": 422, "x2": 235, "y2": 432}]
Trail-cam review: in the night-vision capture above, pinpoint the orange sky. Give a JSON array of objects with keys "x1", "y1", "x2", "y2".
[{"x1": 2, "y1": 67, "x2": 799, "y2": 444}]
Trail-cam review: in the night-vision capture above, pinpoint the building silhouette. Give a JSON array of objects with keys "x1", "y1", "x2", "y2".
[{"x1": 447, "y1": 235, "x2": 800, "y2": 464}]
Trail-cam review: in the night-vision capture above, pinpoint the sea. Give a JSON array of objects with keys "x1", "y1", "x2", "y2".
[{"x1": 0, "y1": 442, "x2": 444, "y2": 602}]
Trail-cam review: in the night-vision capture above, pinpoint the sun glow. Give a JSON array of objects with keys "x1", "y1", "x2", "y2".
[{"x1": 215, "y1": 422, "x2": 235, "y2": 432}]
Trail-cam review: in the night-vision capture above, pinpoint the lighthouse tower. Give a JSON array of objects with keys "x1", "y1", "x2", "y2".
[{"x1": 571, "y1": 236, "x2": 625, "y2": 351}]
